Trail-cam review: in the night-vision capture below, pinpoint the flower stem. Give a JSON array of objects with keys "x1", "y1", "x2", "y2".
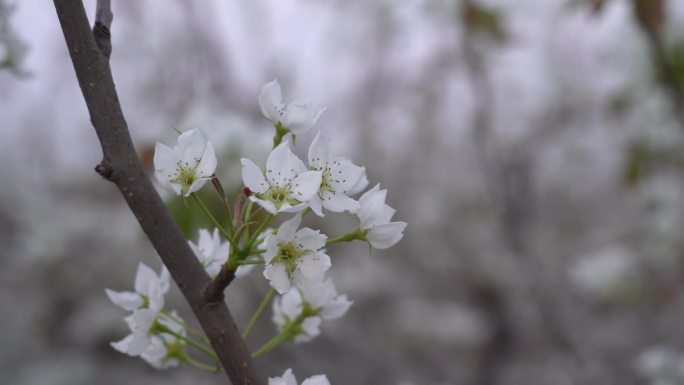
[
  {"x1": 245, "y1": 214, "x2": 275, "y2": 249},
  {"x1": 160, "y1": 326, "x2": 219, "y2": 361},
  {"x1": 242, "y1": 288, "x2": 275, "y2": 339},
  {"x1": 251, "y1": 325, "x2": 295, "y2": 358},
  {"x1": 326, "y1": 229, "x2": 365, "y2": 245},
  {"x1": 272, "y1": 122, "x2": 290, "y2": 148},
  {"x1": 181, "y1": 352, "x2": 220, "y2": 372},
  {"x1": 191, "y1": 193, "x2": 238, "y2": 250}
]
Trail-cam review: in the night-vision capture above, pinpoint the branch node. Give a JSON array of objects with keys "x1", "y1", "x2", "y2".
[
  {"x1": 95, "y1": 161, "x2": 113, "y2": 181},
  {"x1": 205, "y1": 267, "x2": 235, "y2": 303},
  {"x1": 92, "y1": 22, "x2": 112, "y2": 59}
]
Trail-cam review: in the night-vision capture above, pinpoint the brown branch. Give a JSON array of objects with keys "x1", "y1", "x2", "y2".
[{"x1": 52, "y1": 1, "x2": 262, "y2": 383}]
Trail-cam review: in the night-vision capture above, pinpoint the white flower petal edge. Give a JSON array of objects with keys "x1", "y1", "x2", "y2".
[
  {"x1": 357, "y1": 184, "x2": 406, "y2": 249},
  {"x1": 269, "y1": 369, "x2": 331, "y2": 385},
  {"x1": 188, "y1": 228, "x2": 230, "y2": 278},
  {"x1": 259, "y1": 79, "x2": 326, "y2": 135},
  {"x1": 268, "y1": 368, "x2": 299, "y2": 385},
  {"x1": 241, "y1": 142, "x2": 322, "y2": 214},
  {"x1": 107, "y1": 262, "x2": 169, "y2": 312},
  {"x1": 307, "y1": 131, "x2": 365, "y2": 216},
  {"x1": 153, "y1": 128, "x2": 217, "y2": 197}
]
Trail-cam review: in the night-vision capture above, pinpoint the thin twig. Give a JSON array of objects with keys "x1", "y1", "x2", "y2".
[{"x1": 52, "y1": 1, "x2": 262, "y2": 383}]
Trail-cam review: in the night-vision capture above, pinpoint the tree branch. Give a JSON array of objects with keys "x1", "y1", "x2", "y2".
[{"x1": 52, "y1": 1, "x2": 262, "y2": 383}]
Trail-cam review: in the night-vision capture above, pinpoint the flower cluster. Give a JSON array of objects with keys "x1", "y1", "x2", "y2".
[
  {"x1": 106, "y1": 263, "x2": 185, "y2": 368},
  {"x1": 108, "y1": 79, "x2": 407, "y2": 381}
]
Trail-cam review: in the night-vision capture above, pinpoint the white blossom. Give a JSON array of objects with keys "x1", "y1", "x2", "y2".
[
  {"x1": 307, "y1": 131, "x2": 366, "y2": 216},
  {"x1": 154, "y1": 128, "x2": 217, "y2": 197},
  {"x1": 139, "y1": 312, "x2": 186, "y2": 369},
  {"x1": 110, "y1": 308, "x2": 159, "y2": 356},
  {"x1": 106, "y1": 263, "x2": 170, "y2": 312},
  {"x1": 241, "y1": 142, "x2": 322, "y2": 214},
  {"x1": 269, "y1": 368, "x2": 331, "y2": 385},
  {"x1": 189, "y1": 228, "x2": 254, "y2": 279},
  {"x1": 272, "y1": 278, "x2": 352, "y2": 343},
  {"x1": 357, "y1": 184, "x2": 407, "y2": 249},
  {"x1": 263, "y1": 213, "x2": 330, "y2": 294},
  {"x1": 259, "y1": 79, "x2": 326, "y2": 135}
]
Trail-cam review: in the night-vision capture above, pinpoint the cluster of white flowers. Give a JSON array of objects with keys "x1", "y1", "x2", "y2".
[
  {"x1": 109, "y1": 79, "x2": 406, "y2": 381},
  {"x1": 106, "y1": 263, "x2": 187, "y2": 369}
]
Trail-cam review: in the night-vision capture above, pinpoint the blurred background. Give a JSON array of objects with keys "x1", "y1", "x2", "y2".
[{"x1": 2, "y1": 0, "x2": 684, "y2": 384}]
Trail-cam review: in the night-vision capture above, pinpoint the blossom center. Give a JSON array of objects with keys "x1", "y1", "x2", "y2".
[
  {"x1": 170, "y1": 161, "x2": 199, "y2": 194},
  {"x1": 273, "y1": 242, "x2": 303, "y2": 275}
]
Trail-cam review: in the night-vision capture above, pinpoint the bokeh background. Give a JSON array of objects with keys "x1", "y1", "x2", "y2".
[{"x1": 3, "y1": 0, "x2": 684, "y2": 384}]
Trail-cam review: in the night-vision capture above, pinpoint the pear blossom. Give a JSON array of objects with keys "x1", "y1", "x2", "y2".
[
  {"x1": 106, "y1": 263, "x2": 170, "y2": 312},
  {"x1": 307, "y1": 132, "x2": 366, "y2": 216},
  {"x1": 356, "y1": 184, "x2": 407, "y2": 249},
  {"x1": 189, "y1": 228, "x2": 255, "y2": 279},
  {"x1": 269, "y1": 368, "x2": 331, "y2": 385},
  {"x1": 154, "y1": 128, "x2": 217, "y2": 197},
  {"x1": 241, "y1": 142, "x2": 322, "y2": 214},
  {"x1": 259, "y1": 79, "x2": 326, "y2": 135},
  {"x1": 112, "y1": 309, "x2": 186, "y2": 365},
  {"x1": 272, "y1": 278, "x2": 352, "y2": 343},
  {"x1": 111, "y1": 308, "x2": 159, "y2": 356},
  {"x1": 139, "y1": 312, "x2": 186, "y2": 369},
  {"x1": 262, "y1": 213, "x2": 331, "y2": 294}
]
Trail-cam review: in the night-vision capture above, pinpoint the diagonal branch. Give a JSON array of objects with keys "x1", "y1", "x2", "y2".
[{"x1": 52, "y1": 1, "x2": 262, "y2": 383}]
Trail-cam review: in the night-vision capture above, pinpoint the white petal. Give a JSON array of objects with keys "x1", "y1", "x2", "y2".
[
  {"x1": 140, "y1": 336, "x2": 168, "y2": 369},
  {"x1": 280, "y1": 287, "x2": 304, "y2": 319},
  {"x1": 293, "y1": 228, "x2": 326, "y2": 251},
  {"x1": 266, "y1": 142, "x2": 307, "y2": 187},
  {"x1": 308, "y1": 194, "x2": 324, "y2": 217},
  {"x1": 320, "y1": 295, "x2": 353, "y2": 320},
  {"x1": 195, "y1": 141, "x2": 217, "y2": 177},
  {"x1": 278, "y1": 213, "x2": 302, "y2": 243},
  {"x1": 283, "y1": 101, "x2": 326, "y2": 134},
  {"x1": 302, "y1": 375, "x2": 331, "y2": 385},
  {"x1": 111, "y1": 334, "x2": 133, "y2": 354},
  {"x1": 105, "y1": 289, "x2": 143, "y2": 311},
  {"x1": 358, "y1": 184, "x2": 394, "y2": 228},
  {"x1": 269, "y1": 368, "x2": 298, "y2": 385},
  {"x1": 279, "y1": 202, "x2": 309, "y2": 213},
  {"x1": 262, "y1": 234, "x2": 279, "y2": 264},
  {"x1": 176, "y1": 128, "x2": 206, "y2": 166},
  {"x1": 132, "y1": 308, "x2": 158, "y2": 332},
  {"x1": 153, "y1": 142, "x2": 177, "y2": 177},
  {"x1": 347, "y1": 168, "x2": 369, "y2": 196},
  {"x1": 307, "y1": 131, "x2": 329, "y2": 170},
  {"x1": 241, "y1": 158, "x2": 269, "y2": 194},
  {"x1": 290, "y1": 171, "x2": 322, "y2": 202},
  {"x1": 366, "y1": 221, "x2": 407, "y2": 249},
  {"x1": 259, "y1": 79, "x2": 283, "y2": 123},
  {"x1": 158, "y1": 266, "x2": 170, "y2": 294},
  {"x1": 185, "y1": 178, "x2": 210, "y2": 196},
  {"x1": 298, "y1": 316, "x2": 321, "y2": 339},
  {"x1": 321, "y1": 192, "x2": 359, "y2": 213},
  {"x1": 134, "y1": 263, "x2": 157, "y2": 296},
  {"x1": 328, "y1": 159, "x2": 365, "y2": 192},
  {"x1": 297, "y1": 252, "x2": 331, "y2": 280},
  {"x1": 250, "y1": 196, "x2": 278, "y2": 214},
  {"x1": 264, "y1": 263, "x2": 292, "y2": 294},
  {"x1": 153, "y1": 143, "x2": 178, "y2": 193}
]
